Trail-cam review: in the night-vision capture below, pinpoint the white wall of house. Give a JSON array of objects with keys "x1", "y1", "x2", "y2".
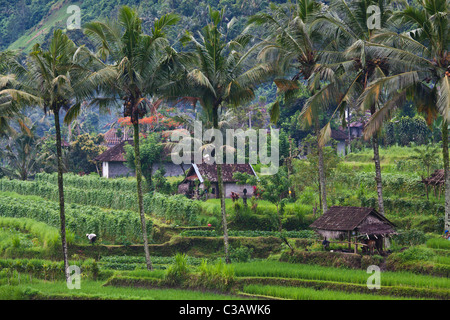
[
  {"x1": 102, "y1": 162, "x2": 109, "y2": 178},
  {"x1": 337, "y1": 141, "x2": 346, "y2": 156}
]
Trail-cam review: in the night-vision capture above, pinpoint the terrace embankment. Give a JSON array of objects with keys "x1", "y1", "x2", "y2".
[{"x1": 69, "y1": 236, "x2": 284, "y2": 259}]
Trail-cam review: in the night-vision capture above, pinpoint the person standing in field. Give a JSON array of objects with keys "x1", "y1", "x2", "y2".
[{"x1": 86, "y1": 233, "x2": 97, "y2": 245}]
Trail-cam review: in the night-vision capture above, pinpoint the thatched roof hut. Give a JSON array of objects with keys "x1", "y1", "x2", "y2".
[
  {"x1": 421, "y1": 169, "x2": 445, "y2": 199},
  {"x1": 422, "y1": 169, "x2": 445, "y2": 186},
  {"x1": 309, "y1": 206, "x2": 396, "y2": 240}
]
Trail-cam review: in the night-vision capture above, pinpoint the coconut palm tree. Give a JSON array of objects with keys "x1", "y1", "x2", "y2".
[
  {"x1": 301, "y1": 0, "x2": 402, "y2": 216},
  {"x1": 166, "y1": 7, "x2": 275, "y2": 263},
  {"x1": 83, "y1": 6, "x2": 181, "y2": 270},
  {"x1": 247, "y1": 0, "x2": 331, "y2": 213},
  {"x1": 357, "y1": 0, "x2": 449, "y2": 228},
  {"x1": 24, "y1": 29, "x2": 110, "y2": 280}
]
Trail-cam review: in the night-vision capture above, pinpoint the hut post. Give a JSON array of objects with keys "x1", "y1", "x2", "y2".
[{"x1": 347, "y1": 231, "x2": 351, "y2": 250}]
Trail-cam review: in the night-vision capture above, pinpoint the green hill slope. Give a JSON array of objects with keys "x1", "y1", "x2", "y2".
[{"x1": 1, "y1": 0, "x2": 284, "y2": 52}]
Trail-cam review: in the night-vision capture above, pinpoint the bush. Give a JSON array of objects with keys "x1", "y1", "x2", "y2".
[
  {"x1": 229, "y1": 245, "x2": 253, "y2": 262},
  {"x1": 397, "y1": 246, "x2": 436, "y2": 262},
  {"x1": 391, "y1": 229, "x2": 428, "y2": 246},
  {"x1": 164, "y1": 253, "x2": 191, "y2": 286}
]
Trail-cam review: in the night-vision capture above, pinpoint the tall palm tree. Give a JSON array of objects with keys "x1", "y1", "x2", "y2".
[
  {"x1": 247, "y1": 0, "x2": 330, "y2": 213},
  {"x1": 302, "y1": 0, "x2": 401, "y2": 215},
  {"x1": 168, "y1": 7, "x2": 275, "y2": 263},
  {"x1": 83, "y1": 6, "x2": 181, "y2": 270},
  {"x1": 24, "y1": 29, "x2": 109, "y2": 279},
  {"x1": 357, "y1": 0, "x2": 449, "y2": 228}
]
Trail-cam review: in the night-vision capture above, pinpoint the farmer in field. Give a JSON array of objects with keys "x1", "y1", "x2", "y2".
[
  {"x1": 86, "y1": 233, "x2": 97, "y2": 245},
  {"x1": 444, "y1": 230, "x2": 450, "y2": 240},
  {"x1": 322, "y1": 237, "x2": 330, "y2": 250}
]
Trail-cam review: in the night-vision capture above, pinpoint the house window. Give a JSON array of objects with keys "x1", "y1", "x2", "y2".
[{"x1": 212, "y1": 188, "x2": 215, "y2": 194}]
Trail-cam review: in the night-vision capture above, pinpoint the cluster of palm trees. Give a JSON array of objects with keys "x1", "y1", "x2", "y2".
[{"x1": 0, "y1": 0, "x2": 448, "y2": 277}]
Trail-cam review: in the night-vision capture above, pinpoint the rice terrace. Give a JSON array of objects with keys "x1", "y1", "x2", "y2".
[{"x1": 0, "y1": 0, "x2": 448, "y2": 312}]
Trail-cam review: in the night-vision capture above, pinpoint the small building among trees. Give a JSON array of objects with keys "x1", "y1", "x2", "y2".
[
  {"x1": 95, "y1": 139, "x2": 189, "y2": 179},
  {"x1": 309, "y1": 206, "x2": 396, "y2": 254},
  {"x1": 421, "y1": 169, "x2": 445, "y2": 200},
  {"x1": 329, "y1": 129, "x2": 348, "y2": 156},
  {"x1": 178, "y1": 163, "x2": 258, "y2": 199}
]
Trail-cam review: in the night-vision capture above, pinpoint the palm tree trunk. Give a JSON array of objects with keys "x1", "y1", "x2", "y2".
[
  {"x1": 213, "y1": 107, "x2": 230, "y2": 264},
  {"x1": 442, "y1": 122, "x2": 449, "y2": 231},
  {"x1": 133, "y1": 122, "x2": 153, "y2": 271},
  {"x1": 216, "y1": 163, "x2": 230, "y2": 263},
  {"x1": 372, "y1": 133, "x2": 385, "y2": 215},
  {"x1": 54, "y1": 108, "x2": 69, "y2": 280},
  {"x1": 315, "y1": 118, "x2": 327, "y2": 213}
]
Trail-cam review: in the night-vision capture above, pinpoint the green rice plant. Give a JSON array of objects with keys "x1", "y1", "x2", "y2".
[
  {"x1": 242, "y1": 284, "x2": 414, "y2": 300},
  {"x1": 11, "y1": 280, "x2": 245, "y2": 300},
  {"x1": 194, "y1": 259, "x2": 235, "y2": 292},
  {"x1": 427, "y1": 237, "x2": 450, "y2": 250},
  {"x1": 233, "y1": 261, "x2": 449, "y2": 290},
  {"x1": 164, "y1": 253, "x2": 191, "y2": 286},
  {"x1": 0, "y1": 258, "x2": 98, "y2": 281}
]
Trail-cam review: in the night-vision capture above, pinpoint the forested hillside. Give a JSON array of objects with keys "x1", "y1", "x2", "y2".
[{"x1": 0, "y1": 0, "x2": 285, "y2": 51}]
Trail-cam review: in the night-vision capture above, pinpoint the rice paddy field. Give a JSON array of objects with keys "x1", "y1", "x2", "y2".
[{"x1": 0, "y1": 146, "x2": 448, "y2": 304}]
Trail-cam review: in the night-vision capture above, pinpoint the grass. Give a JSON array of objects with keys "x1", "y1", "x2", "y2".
[
  {"x1": 4, "y1": 280, "x2": 245, "y2": 300},
  {"x1": 427, "y1": 238, "x2": 450, "y2": 250},
  {"x1": 233, "y1": 261, "x2": 450, "y2": 290},
  {"x1": 345, "y1": 145, "x2": 438, "y2": 164},
  {"x1": 241, "y1": 284, "x2": 422, "y2": 300}
]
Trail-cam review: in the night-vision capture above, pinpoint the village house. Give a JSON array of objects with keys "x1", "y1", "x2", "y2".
[
  {"x1": 329, "y1": 129, "x2": 348, "y2": 156},
  {"x1": 178, "y1": 163, "x2": 258, "y2": 199},
  {"x1": 94, "y1": 139, "x2": 190, "y2": 178}
]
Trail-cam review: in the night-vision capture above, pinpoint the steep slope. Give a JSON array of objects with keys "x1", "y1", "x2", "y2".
[{"x1": 1, "y1": 0, "x2": 285, "y2": 52}]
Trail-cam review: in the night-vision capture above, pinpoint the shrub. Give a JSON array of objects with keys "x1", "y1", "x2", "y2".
[
  {"x1": 397, "y1": 246, "x2": 436, "y2": 262},
  {"x1": 391, "y1": 229, "x2": 428, "y2": 246},
  {"x1": 229, "y1": 245, "x2": 253, "y2": 262},
  {"x1": 164, "y1": 253, "x2": 191, "y2": 286}
]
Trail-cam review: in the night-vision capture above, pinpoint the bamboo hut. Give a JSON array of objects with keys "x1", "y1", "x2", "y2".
[
  {"x1": 421, "y1": 169, "x2": 444, "y2": 199},
  {"x1": 309, "y1": 206, "x2": 396, "y2": 254}
]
